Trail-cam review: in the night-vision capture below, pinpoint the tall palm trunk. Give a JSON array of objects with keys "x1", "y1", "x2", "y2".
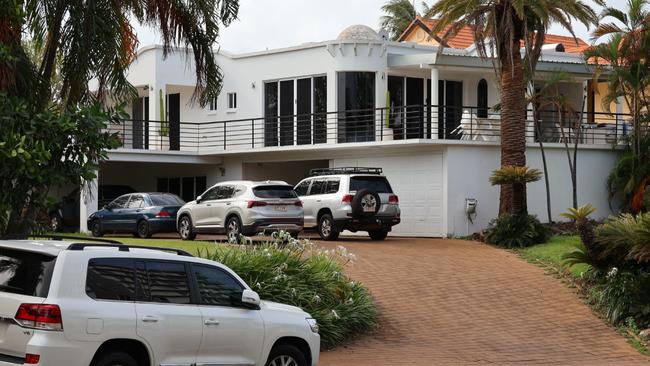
[{"x1": 498, "y1": 40, "x2": 527, "y2": 215}]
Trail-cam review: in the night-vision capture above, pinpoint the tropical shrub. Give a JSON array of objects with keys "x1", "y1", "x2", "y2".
[
  {"x1": 484, "y1": 214, "x2": 549, "y2": 248},
  {"x1": 199, "y1": 233, "x2": 377, "y2": 348},
  {"x1": 592, "y1": 269, "x2": 650, "y2": 327}
]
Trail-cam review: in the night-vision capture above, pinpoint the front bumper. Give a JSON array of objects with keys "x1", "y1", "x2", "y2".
[{"x1": 243, "y1": 218, "x2": 304, "y2": 235}]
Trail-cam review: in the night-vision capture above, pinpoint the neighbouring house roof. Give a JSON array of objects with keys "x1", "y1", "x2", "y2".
[{"x1": 398, "y1": 17, "x2": 589, "y2": 54}]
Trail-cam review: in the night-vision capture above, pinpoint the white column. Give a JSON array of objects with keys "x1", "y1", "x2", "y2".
[
  {"x1": 79, "y1": 175, "x2": 99, "y2": 234},
  {"x1": 430, "y1": 67, "x2": 439, "y2": 140}
]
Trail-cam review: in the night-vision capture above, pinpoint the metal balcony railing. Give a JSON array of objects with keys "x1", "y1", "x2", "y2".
[{"x1": 108, "y1": 105, "x2": 633, "y2": 153}]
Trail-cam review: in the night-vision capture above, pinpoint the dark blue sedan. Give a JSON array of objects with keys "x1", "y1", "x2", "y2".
[{"x1": 88, "y1": 193, "x2": 185, "y2": 238}]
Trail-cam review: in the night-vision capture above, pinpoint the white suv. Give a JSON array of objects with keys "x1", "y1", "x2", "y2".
[
  {"x1": 294, "y1": 168, "x2": 401, "y2": 241},
  {"x1": 0, "y1": 239, "x2": 319, "y2": 366},
  {"x1": 177, "y1": 181, "x2": 304, "y2": 242}
]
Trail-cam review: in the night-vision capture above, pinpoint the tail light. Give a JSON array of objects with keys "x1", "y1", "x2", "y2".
[
  {"x1": 248, "y1": 201, "x2": 268, "y2": 208},
  {"x1": 15, "y1": 304, "x2": 63, "y2": 331},
  {"x1": 156, "y1": 208, "x2": 171, "y2": 218},
  {"x1": 294, "y1": 201, "x2": 303, "y2": 207},
  {"x1": 341, "y1": 194, "x2": 354, "y2": 203},
  {"x1": 25, "y1": 354, "x2": 40, "y2": 364},
  {"x1": 389, "y1": 195, "x2": 399, "y2": 204}
]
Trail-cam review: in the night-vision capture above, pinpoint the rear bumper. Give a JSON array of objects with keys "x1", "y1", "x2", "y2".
[
  {"x1": 336, "y1": 216, "x2": 401, "y2": 231},
  {"x1": 243, "y1": 218, "x2": 304, "y2": 235},
  {"x1": 0, "y1": 332, "x2": 96, "y2": 366},
  {"x1": 147, "y1": 217, "x2": 178, "y2": 233}
]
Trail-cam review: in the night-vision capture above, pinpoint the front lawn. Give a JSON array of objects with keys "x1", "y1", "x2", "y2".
[
  {"x1": 44, "y1": 233, "x2": 218, "y2": 255},
  {"x1": 518, "y1": 235, "x2": 589, "y2": 278}
]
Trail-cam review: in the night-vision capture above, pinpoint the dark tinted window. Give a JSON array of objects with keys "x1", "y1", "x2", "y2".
[
  {"x1": 294, "y1": 180, "x2": 311, "y2": 196},
  {"x1": 192, "y1": 265, "x2": 244, "y2": 306},
  {"x1": 127, "y1": 195, "x2": 144, "y2": 209},
  {"x1": 110, "y1": 195, "x2": 130, "y2": 209},
  {"x1": 0, "y1": 249, "x2": 56, "y2": 297},
  {"x1": 350, "y1": 176, "x2": 393, "y2": 193},
  {"x1": 309, "y1": 180, "x2": 325, "y2": 195},
  {"x1": 218, "y1": 185, "x2": 236, "y2": 199},
  {"x1": 146, "y1": 261, "x2": 191, "y2": 304},
  {"x1": 201, "y1": 187, "x2": 220, "y2": 201},
  {"x1": 324, "y1": 179, "x2": 340, "y2": 194},
  {"x1": 86, "y1": 258, "x2": 135, "y2": 301},
  {"x1": 150, "y1": 194, "x2": 185, "y2": 206},
  {"x1": 253, "y1": 186, "x2": 297, "y2": 199}
]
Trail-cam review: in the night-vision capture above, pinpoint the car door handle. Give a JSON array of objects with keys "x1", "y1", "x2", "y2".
[
  {"x1": 204, "y1": 319, "x2": 220, "y2": 326},
  {"x1": 141, "y1": 315, "x2": 159, "y2": 323},
  {"x1": 316, "y1": 200, "x2": 322, "y2": 203},
  {"x1": 206, "y1": 203, "x2": 212, "y2": 207},
  {"x1": 226, "y1": 202, "x2": 232, "y2": 206}
]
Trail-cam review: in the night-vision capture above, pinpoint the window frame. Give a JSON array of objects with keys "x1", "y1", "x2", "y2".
[
  {"x1": 135, "y1": 259, "x2": 196, "y2": 305},
  {"x1": 126, "y1": 194, "x2": 145, "y2": 209},
  {"x1": 188, "y1": 263, "x2": 246, "y2": 308},
  {"x1": 109, "y1": 194, "x2": 131, "y2": 209},
  {"x1": 227, "y1": 92, "x2": 237, "y2": 111},
  {"x1": 294, "y1": 179, "x2": 312, "y2": 196},
  {"x1": 208, "y1": 96, "x2": 218, "y2": 112},
  {"x1": 85, "y1": 258, "x2": 137, "y2": 302},
  {"x1": 308, "y1": 179, "x2": 326, "y2": 196}
]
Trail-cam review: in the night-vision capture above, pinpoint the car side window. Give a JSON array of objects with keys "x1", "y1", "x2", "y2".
[
  {"x1": 127, "y1": 195, "x2": 144, "y2": 208},
  {"x1": 192, "y1": 264, "x2": 244, "y2": 307},
  {"x1": 201, "y1": 187, "x2": 220, "y2": 201},
  {"x1": 324, "y1": 179, "x2": 340, "y2": 194},
  {"x1": 110, "y1": 195, "x2": 130, "y2": 209},
  {"x1": 294, "y1": 180, "x2": 311, "y2": 196},
  {"x1": 86, "y1": 258, "x2": 135, "y2": 301},
  {"x1": 309, "y1": 179, "x2": 325, "y2": 196},
  {"x1": 143, "y1": 261, "x2": 191, "y2": 304},
  {"x1": 218, "y1": 185, "x2": 236, "y2": 199}
]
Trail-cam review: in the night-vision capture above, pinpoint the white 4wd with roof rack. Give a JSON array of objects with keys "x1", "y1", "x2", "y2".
[
  {"x1": 294, "y1": 168, "x2": 401, "y2": 241},
  {"x1": 0, "y1": 237, "x2": 319, "y2": 366}
]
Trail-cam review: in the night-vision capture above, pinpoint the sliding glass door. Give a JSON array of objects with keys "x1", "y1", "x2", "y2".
[{"x1": 337, "y1": 72, "x2": 375, "y2": 143}]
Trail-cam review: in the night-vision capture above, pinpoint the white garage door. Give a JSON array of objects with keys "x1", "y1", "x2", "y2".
[{"x1": 333, "y1": 151, "x2": 444, "y2": 237}]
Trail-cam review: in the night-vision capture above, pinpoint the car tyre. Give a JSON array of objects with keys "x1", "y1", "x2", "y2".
[
  {"x1": 137, "y1": 220, "x2": 152, "y2": 239},
  {"x1": 226, "y1": 216, "x2": 242, "y2": 244},
  {"x1": 50, "y1": 213, "x2": 63, "y2": 232},
  {"x1": 351, "y1": 189, "x2": 381, "y2": 218},
  {"x1": 90, "y1": 220, "x2": 104, "y2": 237},
  {"x1": 318, "y1": 213, "x2": 339, "y2": 241},
  {"x1": 178, "y1": 215, "x2": 196, "y2": 241},
  {"x1": 91, "y1": 351, "x2": 138, "y2": 366},
  {"x1": 369, "y1": 229, "x2": 389, "y2": 241},
  {"x1": 265, "y1": 344, "x2": 308, "y2": 366}
]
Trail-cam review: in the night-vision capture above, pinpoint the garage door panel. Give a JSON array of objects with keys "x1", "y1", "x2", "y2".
[{"x1": 333, "y1": 151, "x2": 444, "y2": 237}]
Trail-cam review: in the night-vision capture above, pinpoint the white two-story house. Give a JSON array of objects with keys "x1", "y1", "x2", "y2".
[{"x1": 85, "y1": 21, "x2": 628, "y2": 237}]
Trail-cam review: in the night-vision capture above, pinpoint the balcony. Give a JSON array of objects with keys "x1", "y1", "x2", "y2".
[{"x1": 108, "y1": 106, "x2": 632, "y2": 154}]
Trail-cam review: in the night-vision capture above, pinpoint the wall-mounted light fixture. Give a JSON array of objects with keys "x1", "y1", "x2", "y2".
[
  {"x1": 251, "y1": 82, "x2": 256, "y2": 89},
  {"x1": 219, "y1": 167, "x2": 226, "y2": 177}
]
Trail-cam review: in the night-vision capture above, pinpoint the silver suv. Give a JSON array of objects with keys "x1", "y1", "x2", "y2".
[
  {"x1": 294, "y1": 168, "x2": 400, "y2": 241},
  {"x1": 177, "y1": 181, "x2": 304, "y2": 241}
]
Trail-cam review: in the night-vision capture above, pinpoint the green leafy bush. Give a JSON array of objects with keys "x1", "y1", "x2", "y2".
[
  {"x1": 199, "y1": 233, "x2": 377, "y2": 348},
  {"x1": 485, "y1": 214, "x2": 549, "y2": 248},
  {"x1": 592, "y1": 269, "x2": 650, "y2": 327}
]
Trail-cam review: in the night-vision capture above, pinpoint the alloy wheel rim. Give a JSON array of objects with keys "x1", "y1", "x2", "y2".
[
  {"x1": 50, "y1": 216, "x2": 60, "y2": 231},
  {"x1": 180, "y1": 219, "x2": 190, "y2": 237},
  {"x1": 321, "y1": 218, "x2": 332, "y2": 236},
  {"x1": 138, "y1": 222, "x2": 147, "y2": 236},
  {"x1": 268, "y1": 355, "x2": 298, "y2": 366},
  {"x1": 361, "y1": 194, "x2": 377, "y2": 211},
  {"x1": 228, "y1": 220, "x2": 239, "y2": 242}
]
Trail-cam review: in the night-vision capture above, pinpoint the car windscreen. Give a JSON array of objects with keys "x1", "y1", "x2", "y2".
[
  {"x1": 350, "y1": 176, "x2": 393, "y2": 193},
  {"x1": 0, "y1": 248, "x2": 56, "y2": 297},
  {"x1": 150, "y1": 194, "x2": 185, "y2": 206},
  {"x1": 253, "y1": 185, "x2": 298, "y2": 199}
]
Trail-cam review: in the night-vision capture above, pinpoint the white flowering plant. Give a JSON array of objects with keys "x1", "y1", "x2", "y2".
[{"x1": 198, "y1": 232, "x2": 377, "y2": 348}]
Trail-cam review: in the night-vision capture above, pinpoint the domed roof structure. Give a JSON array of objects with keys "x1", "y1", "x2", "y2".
[{"x1": 337, "y1": 25, "x2": 380, "y2": 41}]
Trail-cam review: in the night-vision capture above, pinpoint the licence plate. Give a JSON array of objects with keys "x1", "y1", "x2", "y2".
[{"x1": 273, "y1": 205, "x2": 288, "y2": 212}]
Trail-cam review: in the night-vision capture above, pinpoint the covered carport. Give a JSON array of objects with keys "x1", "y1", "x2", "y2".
[{"x1": 242, "y1": 160, "x2": 329, "y2": 186}]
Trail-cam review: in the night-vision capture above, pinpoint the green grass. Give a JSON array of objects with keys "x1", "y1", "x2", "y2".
[{"x1": 518, "y1": 235, "x2": 590, "y2": 278}]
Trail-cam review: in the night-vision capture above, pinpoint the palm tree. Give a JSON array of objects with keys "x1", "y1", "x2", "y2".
[
  {"x1": 2, "y1": 0, "x2": 240, "y2": 111},
  {"x1": 380, "y1": 0, "x2": 433, "y2": 40},
  {"x1": 428, "y1": 0, "x2": 597, "y2": 216}
]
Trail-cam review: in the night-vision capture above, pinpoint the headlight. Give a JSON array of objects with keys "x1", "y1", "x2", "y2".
[{"x1": 306, "y1": 318, "x2": 319, "y2": 334}]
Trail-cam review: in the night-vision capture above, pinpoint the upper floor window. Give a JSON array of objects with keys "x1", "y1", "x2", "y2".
[
  {"x1": 227, "y1": 93, "x2": 237, "y2": 110},
  {"x1": 477, "y1": 79, "x2": 488, "y2": 118},
  {"x1": 209, "y1": 96, "x2": 218, "y2": 111}
]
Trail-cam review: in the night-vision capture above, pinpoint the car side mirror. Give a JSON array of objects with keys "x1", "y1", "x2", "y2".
[
  {"x1": 196, "y1": 195, "x2": 202, "y2": 203},
  {"x1": 241, "y1": 289, "x2": 261, "y2": 308}
]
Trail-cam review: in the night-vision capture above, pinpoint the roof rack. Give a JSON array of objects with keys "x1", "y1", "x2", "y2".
[
  {"x1": 2, "y1": 234, "x2": 123, "y2": 245},
  {"x1": 67, "y1": 243, "x2": 193, "y2": 257},
  {"x1": 308, "y1": 167, "x2": 383, "y2": 177}
]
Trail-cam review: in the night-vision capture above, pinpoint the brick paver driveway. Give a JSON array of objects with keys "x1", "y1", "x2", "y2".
[{"x1": 316, "y1": 237, "x2": 649, "y2": 365}]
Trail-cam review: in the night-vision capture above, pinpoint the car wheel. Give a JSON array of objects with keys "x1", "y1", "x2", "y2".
[
  {"x1": 369, "y1": 229, "x2": 389, "y2": 241},
  {"x1": 318, "y1": 213, "x2": 339, "y2": 241},
  {"x1": 137, "y1": 220, "x2": 152, "y2": 239},
  {"x1": 90, "y1": 220, "x2": 104, "y2": 237},
  {"x1": 91, "y1": 351, "x2": 138, "y2": 366},
  {"x1": 226, "y1": 216, "x2": 242, "y2": 244},
  {"x1": 178, "y1": 215, "x2": 196, "y2": 241},
  {"x1": 351, "y1": 189, "x2": 381, "y2": 218},
  {"x1": 50, "y1": 213, "x2": 63, "y2": 232},
  {"x1": 265, "y1": 344, "x2": 308, "y2": 366}
]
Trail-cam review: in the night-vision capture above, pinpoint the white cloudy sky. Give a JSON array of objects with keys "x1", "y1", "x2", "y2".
[{"x1": 135, "y1": 0, "x2": 628, "y2": 54}]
